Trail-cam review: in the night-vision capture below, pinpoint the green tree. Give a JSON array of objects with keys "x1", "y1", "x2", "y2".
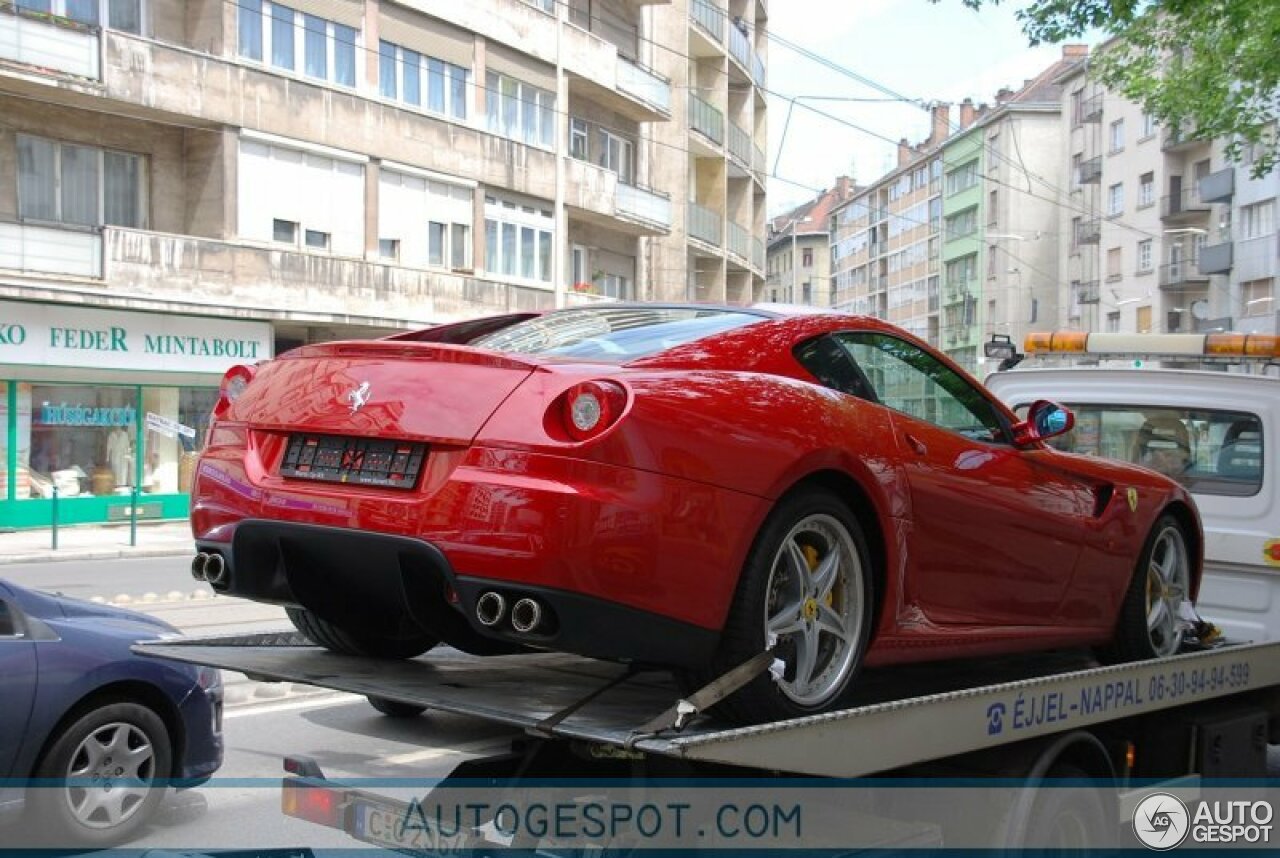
[{"x1": 939, "y1": 0, "x2": 1280, "y2": 177}]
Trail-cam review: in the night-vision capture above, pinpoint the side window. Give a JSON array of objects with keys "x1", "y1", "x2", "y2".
[
  {"x1": 793, "y1": 336, "x2": 877, "y2": 401},
  {"x1": 834, "y1": 332, "x2": 1007, "y2": 442},
  {"x1": 0, "y1": 601, "x2": 17, "y2": 638}
]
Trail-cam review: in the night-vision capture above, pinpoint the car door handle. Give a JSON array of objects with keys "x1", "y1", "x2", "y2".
[{"x1": 903, "y1": 433, "x2": 928, "y2": 456}]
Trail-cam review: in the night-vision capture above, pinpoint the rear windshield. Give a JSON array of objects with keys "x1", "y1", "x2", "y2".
[
  {"x1": 469, "y1": 307, "x2": 762, "y2": 360},
  {"x1": 1013, "y1": 403, "x2": 1264, "y2": 497}
]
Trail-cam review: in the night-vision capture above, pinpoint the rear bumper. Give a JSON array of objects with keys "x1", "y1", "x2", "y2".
[{"x1": 198, "y1": 520, "x2": 717, "y2": 668}]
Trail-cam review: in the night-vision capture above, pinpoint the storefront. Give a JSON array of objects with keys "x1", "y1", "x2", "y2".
[{"x1": 0, "y1": 299, "x2": 273, "y2": 529}]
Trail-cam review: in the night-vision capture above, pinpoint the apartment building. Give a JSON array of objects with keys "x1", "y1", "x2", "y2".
[
  {"x1": 1057, "y1": 56, "x2": 1277, "y2": 337},
  {"x1": 940, "y1": 47, "x2": 1081, "y2": 371},
  {"x1": 765, "y1": 176, "x2": 855, "y2": 306},
  {"x1": 0, "y1": 0, "x2": 768, "y2": 528}
]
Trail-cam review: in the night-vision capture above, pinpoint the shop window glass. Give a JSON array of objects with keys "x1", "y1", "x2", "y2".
[
  {"x1": 0, "y1": 382, "x2": 8, "y2": 501},
  {"x1": 141, "y1": 387, "x2": 219, "y2": 496},
  {"x1": 21, "y1": 385, "x2": 138, "y2": 500}
]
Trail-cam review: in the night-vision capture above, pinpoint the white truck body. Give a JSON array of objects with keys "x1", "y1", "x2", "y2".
[{"x1": 986, "y1": 367, "x2": 1280, "y2": 643}]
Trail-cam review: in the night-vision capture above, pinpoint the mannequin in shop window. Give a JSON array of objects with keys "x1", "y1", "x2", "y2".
[{"x1": 107, "y1": 427, "x2": 134, "y2": 488}]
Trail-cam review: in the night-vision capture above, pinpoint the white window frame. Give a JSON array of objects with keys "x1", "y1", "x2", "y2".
[
  {"x1": 1137, "y1": 239, "x2": 1152, "y2": 272},
  {"x1": 239, "y1": 0, "x2": 359, "y2": 89},
  {"x1": 1241, "y1": 200, "x2": 1275, "y2": 240},
  {"x1": 1109, "y1": 118, "x2": 1125, "y2": 153},
  {"x1": 378, "y1": 41, "x2": 469, "y2": 121},
  {"x1": 485, "y1": 71, "x2": 555, "y2": 150},
  {"x1": 1140, "y1": 112, "x2": 1157, "y2": 139},
  {"x1": 15, "y1": 0, "x2": 145, "y2": 32},
  {"x1": 16, "y1": 134, "x2": 147, "y2": 229},
  {"x1": 1138, "y1": 172, "x2": 1154, "y2": 208},
  {"x1": 1107, "y1": 182, "x2": 1124, "y2": 217},
  {"x1": 378, "y1": 168, "x2": 474, "y2": 271},
  {"x1": 484, "y1": 194, "x2": 554, "y2": 284}
]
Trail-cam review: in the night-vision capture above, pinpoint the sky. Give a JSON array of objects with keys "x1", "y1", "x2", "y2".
[{"x1": 764, "y1": 0, "x2": 1096, "y2": 215}]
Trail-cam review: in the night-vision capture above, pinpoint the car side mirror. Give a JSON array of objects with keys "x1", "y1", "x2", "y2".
[{"x1": 1012, "y1": 400, "x2": 1075, "y2": 448}]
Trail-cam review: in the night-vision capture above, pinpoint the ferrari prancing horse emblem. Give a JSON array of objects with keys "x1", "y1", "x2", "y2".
[
  {"x1": 1126, "y1": 487, "x2": 1138, "y2": 513},
  {"x1": 344, "y1": 381, "x2": 371, "y2": 414}
]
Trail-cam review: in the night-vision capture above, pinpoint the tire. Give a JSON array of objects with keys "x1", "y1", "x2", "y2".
[
  {"x1": 1017, "y1": 764, "x2": 1110, "y2": 849},
  {"x1": 367, "y1": 696, "x2": 428, "y2": 718},
  {"x1": 692, "y1": 488, "x2": 874, "y2": 725},
  {"x1": 1108, "y1": 515, "x2": 1193, "y2": 662},
  {"x1": 287, "y1": 607, "x2": 438, "y2": 659},
  {"x1": 30, "y1": 701, "x2": 172, "y2": 848}
]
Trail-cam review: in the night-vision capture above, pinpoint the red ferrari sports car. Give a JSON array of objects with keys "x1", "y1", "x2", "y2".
[{"x1": 190, "y1": 305, "x2": 1201, "y2": 724}]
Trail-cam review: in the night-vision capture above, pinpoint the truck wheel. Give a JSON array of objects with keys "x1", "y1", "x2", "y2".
[
  {"x1": 367, "y1": 696, "x2": 427, "y2": 718},
  {"x1": 1020, "y1": 765, "x2": 1109, "y2": 848},
  {"x1": 31, "y1": 701, "x2": 172, "y2": 847},
  {"x1": 287, "y1": 607, "x2": 437, "y2": 659},
  {"x1": 1109, "y1": 515, "x2": 1192, "y2": 661},
  {"x1": 696, "y1": 488, "x2": 873, "y2": 725}
]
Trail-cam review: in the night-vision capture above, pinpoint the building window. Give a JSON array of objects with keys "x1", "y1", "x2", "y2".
[
  {"x1": 1140, "y1": 112, "x2": 1156, "y2": 139},
  {"x1": 1109, "y1": 118, "x2": 1125, "y2": 153},
  {"x1": 1137, "y1": 239, "x2": 1152, "y2": 272},
  {"x1": 1244, "y1": 278, "x2": 1274, "y2": 316},
  {"x1": 569, "y1": 119, "x2": 588, "y2": 160},
  {"x1": 1106, "y1": 246, "x2": 1122, "y2": 281},
  {"x1": 1241, "y1": 199, "x2": 1275, "y2": 240},
  {"x1": 1106, "y1": 311, "x2": 1120, "y2": 332},
  {"x1": 15, "y1": 0, "x2": 142, "y2": 31},
  {"x1": 1070, "y1": 216, "x2": 1081, "y2": 249},
  {"x1": 1138, "y1": 172, "x2": 1154, "y2": 208},
  {"x1": 379, "y1": 170, "x2": 473, "y2": 271},
  {"x1": 240, "y1": 1, "x2": 357, "y2": 87},
  {"x1": 802, "y1": 247, "x2": 813, "y2": 268},
  {"x1": 486, "y1": 71, "x2": 555, "y2": 149},
  {"x1": 379, "y1": 41, "x2": 469, "y2": 120},
  {"x1": 597, "y1": 128, "x2": 634, "y2": 184},
  {"x1": 272, "y1": 218, "x2": 297, "y2": 243},
  {"x1": 944, "y1": 207, "x2": 977, "y2": 241},
  {"x1": 17, "y1": 135, "x2": 146, "y2": 229},
  {"x1": 1070, "y1": 90, "x2": 1083, "y2": 127},
  {"x1": 1136, "y1": 305, "x2": 1152, "y2": 333},
  {"x1": 945, "y1": 159, "x2": 979, "y2": 195},
  {"x1": 988, "y1": 189, "x2": 998, "y2": 226},
  {"x1": 238, "y1": 139, "x2": 365, "y2": 256},
  {"x1": 484, "y1": 195, "x2": 553, "y2": 283},
  {"x1": 1107, "y1": 182, "x2": 1124, "y2": 217},
  {"x1": 378, "y1": 238, "x2": 400, "y2": 260}
]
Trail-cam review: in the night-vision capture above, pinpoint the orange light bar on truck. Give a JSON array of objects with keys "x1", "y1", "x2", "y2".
[{"x1": 1024, "y1": 332, "x2": 1280, "y2": 359}]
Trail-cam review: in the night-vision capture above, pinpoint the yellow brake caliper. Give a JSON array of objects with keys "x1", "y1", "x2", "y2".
[{"x1": 801, "y1": 544, "x2": 835, "y2": 607}]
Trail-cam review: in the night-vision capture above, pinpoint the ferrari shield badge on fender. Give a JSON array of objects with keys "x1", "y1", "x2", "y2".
[
  {"x1": 1264, "y1": 539, "x2": 1280, "y2": 568},
  {"x1": 1126, "y1": 487, "x2": 1139, "y2": 513},
  {"x1": 345, "y1": 381, "x2": 372, "y2": 413}
]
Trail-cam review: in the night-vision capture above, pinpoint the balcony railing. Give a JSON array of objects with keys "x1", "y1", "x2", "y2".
[
  {"x1": 1159, "y1": 261, "x2": 1209, "y2": 290},
  {"x1": 726, "y1": 221, "x2": 749, "y2": 261},
  {"x1": 1077, "y1": 93, "x2": 1103, "y2": 124},
  {"x1": 1199, "y1": 167, "x2": 1235, "y2": 204},
  {"x1": 615, "y1": 183, "x2": 672, "y2": 232},
  {"x1": 690, "y1": 0, "x2": 725, "y2": 43},
  {"x1": 1199, "y1": 240, "x2": 1233, "y2": 275},
  {"x1": 728, "y1": 23, "x2": 751, "y2": 70},
  {"x1": 751, "y1": 236, "x2": 764, "y2": 271},
  {"x1": 0, "y1": 5, "x2": 100, "y2": 79},
  {"x1": 616, "y1": 57, "x2": 672, "y2": 115},
  {"x1": 751, "y1": 51, "x2": 765, "y2": 87},
  {"x1": 1162, "y1": 123, "x2": 1204, "y2": 151},
  {"x1": 688, "y1": 202, "x2": 722, "y2": 246},
  {"x1": 943, "y1": 277, "x2": 974, "y2": 304},
  {"x1": 0, "y1": 221, "x2": 102, "y2": 277},
  {"x1": 1077, "y1": 156, "x2": 1102, "y2": 185},
  {"x1": 727, "y1": 121, "x2": 752, "y2": 165},
  {"x1": 1075, "y1": 219, "x2": 1101, "y2": 245},
  {"x1": 1074, "y1": 280, "x2": 1101, "y2": 305},
  {"x1": 1160, "y1": 189, "x2": 1211, "y2": 220},
  {"x1": 753, "y1": 142, "x2": 767, "y2": 182},
  {"x1": 688, "y1": 92, "x2": 724, "y2": 145}
]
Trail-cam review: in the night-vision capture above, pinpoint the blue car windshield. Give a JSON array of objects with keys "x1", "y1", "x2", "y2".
[{"x1": 470, "y1": 308, "x2": 762, "y2": 360}]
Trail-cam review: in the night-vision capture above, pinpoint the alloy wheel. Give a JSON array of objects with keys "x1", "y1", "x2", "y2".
[{"x1": 63, "y1": 722, "x2": 156, "y2": 830}]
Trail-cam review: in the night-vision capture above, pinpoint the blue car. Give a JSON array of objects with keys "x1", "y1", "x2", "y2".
[{"x1": 0, "y1": 578, "x2": 224, "y2": 847}]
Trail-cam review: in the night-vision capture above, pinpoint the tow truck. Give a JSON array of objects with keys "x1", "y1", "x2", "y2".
[
  {"x1": 133, "y1": 333, "x2": 1280, "y2": 853},
  {"x1": 137, "y1": 624, "x2": 1280, "y2": 850}
]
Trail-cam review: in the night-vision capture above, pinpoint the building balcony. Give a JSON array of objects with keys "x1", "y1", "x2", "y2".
[
  {"x1": 752, "y1": 141, "x2": 767, "y2": 185},
  {"x1": 1074, "y1": 280, "x2": 1100, "y2": 305},
  {"x1": 1160, "y1": 189, "x2": 1210, "y2": 222},
  {"x1": 1162, "y1": 123, "x2": 1205, "y2": 152},
  {"x1": 560, "y1": 24, "x2": 671, "y2": 122},
  {"x1": 1198, "y1": 239, "x2": 1233, "y2": 275},
  {"x1": 727, "y1": 120, "x2": 752, "y2": 169},
  {"x1": 0, "y1": 220, "x2": 102, "y2": 278},
  {"x1": 615, "y1": 57, "x2": 671, "y2": 117},
  {"x1": 1077, "y1": 93, "x2": 1103, "y2": 124},
  {"x1": 1075, "y1": 218, "x2": 1101, "y2": 245},
  {"x1": 688, "y1": 91, "x2": 725, "y2": 148},
  {"x1": 1077, "y1": 156, "x2": 1102, "y2": 185},
  {"x1": 0, "y1": 223, "x2": 557, "y2": 322},
  {"x1": 0, "y1": 4, "x2": 100, "y2": 79},
  {"x1": 1198, "y1": 167, "x2": 1235, "y2": 204},
  {"x1": 943, "y1": 277, "x2": 973, "y2": 305},
  {"x1": 1158, "y1": 261, "x2": 1209, "y2": 291},
  {"x1": 614, "y1": 182, "x2": 672, "y2": 234},
  {"x1": 688, "y1": 202, "x2": 722, "y2": 247},
  {"x1": 726, "y1": 220, "x2": 750, "y2": 263},
  {"x1": 566, "y1": 158, "x2": 671, "y2": 236},
  {"x1": 751, "y1": 237, "x2": 764, "y2": 273},
  {"x1": 689, "y1": 0, "x2": 725, "y2": 49}
]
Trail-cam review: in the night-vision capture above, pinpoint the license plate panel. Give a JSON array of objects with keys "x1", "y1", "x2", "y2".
[
  {"x1": 281, "y1": 435, "x2": 425, "y2": 489},
  {"x1": 352, "y1": 797, "x2": 471, "y2": 852}
]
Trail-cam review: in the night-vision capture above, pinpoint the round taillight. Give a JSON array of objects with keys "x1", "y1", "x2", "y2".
[
  {"x1": 562, "y1": 381, "x2": 627, "y2": 441},
  {"x1": 215, "y1": 364, "x2": 258, "y2": 415}
]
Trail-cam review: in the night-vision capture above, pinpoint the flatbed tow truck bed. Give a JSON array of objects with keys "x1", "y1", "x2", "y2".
[{"x1": 137, "y1": 633, "x2": 1280, "y2": 779}]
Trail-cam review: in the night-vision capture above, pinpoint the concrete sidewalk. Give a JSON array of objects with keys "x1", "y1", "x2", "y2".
[{"x1": 0, "y1": 519, "x2": 195, "y2": 564}]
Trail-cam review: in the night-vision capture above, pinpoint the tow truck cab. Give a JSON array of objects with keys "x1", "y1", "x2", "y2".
[{"x1": 984, "y1": 332, "x2": 1280, "y2": 643}]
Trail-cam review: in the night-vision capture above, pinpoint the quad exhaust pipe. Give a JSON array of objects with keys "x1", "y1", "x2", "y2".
[
  {"x1": 191, "y1": 552, "x2": 229, "y2": 586},
  {"x1": 475, "y1": 592, "x2": 545, "y2": 633}
]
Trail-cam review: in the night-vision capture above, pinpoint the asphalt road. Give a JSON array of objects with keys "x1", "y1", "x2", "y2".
[{"x1": 1, "y1": 555, "x2": 207, "y2": 603}]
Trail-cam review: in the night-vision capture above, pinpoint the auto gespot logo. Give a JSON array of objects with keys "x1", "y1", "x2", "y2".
[{"x1": 1134, "y1": 793, "x2": 1274, "y2": 849}]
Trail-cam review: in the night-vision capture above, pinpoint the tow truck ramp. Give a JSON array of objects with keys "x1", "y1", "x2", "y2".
[{"x1": 137, "y1": 633, "x2": 1280, "y2": 778}]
